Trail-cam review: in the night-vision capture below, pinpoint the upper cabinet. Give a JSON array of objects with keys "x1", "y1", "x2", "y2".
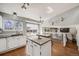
[{"x1": 0, "y1": 15, "x2": 3, "y2": 29}]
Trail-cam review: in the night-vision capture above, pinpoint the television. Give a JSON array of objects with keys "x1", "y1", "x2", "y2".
[{"x1": 60, "y1": 28, "x2": 69, "y2": 33}]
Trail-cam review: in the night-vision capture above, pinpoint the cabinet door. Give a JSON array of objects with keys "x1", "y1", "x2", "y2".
[
  {"x1": 0, "y1": 38, "x2": 6, "y2": 52},
  {"x1": 18, "y1": 36, "x2": 26, "y2": 46},
  {"x1": 27, "y1": 40, "x2": 33, "y2": 56},
  {"x1": 32, "y1": 42, "x2": 40, "y2": 56},
  {"x1": 8, "y1": 37, "x2": 14, "y2": 49},
  {"x1": 8, "y1": 37, "x2": 18, "y2": 49},
  {"x1": 41, "y1": 41, "x2": 51, "y2": 56}
]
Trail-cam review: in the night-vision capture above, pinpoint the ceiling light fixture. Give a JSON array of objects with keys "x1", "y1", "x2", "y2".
[
  {"x1": 21, "y1": 3, "x2": 30, "y2": 10},
  {"x1": 13, "y1": 12, "x2": 17, "y2": 16},
  {"x1": 46, "y1": 6, "x2": 54, "y2": 14},
  {"x1": 13, "y1": 12, "x2": 17, "y2": 19}
]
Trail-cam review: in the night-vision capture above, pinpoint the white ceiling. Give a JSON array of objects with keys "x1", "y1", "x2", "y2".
[{"x1": 0, "y1": 3, "x2": 79, "y2": 21}]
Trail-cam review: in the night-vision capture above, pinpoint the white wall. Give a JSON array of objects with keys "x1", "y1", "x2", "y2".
[
  {"x1": 40, "y1": 6, "x2": 79, "y2": 47},
  {"x1": 42, "y1": 6, "x2": 79, "y2": 27}
]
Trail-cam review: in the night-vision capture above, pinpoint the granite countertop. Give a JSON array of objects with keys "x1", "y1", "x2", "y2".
[
  {"x1": 37, "y1": 34, "x2": 51, "y2": 38},
  {"x1": 27, "y1": 36, "x2": 51, "y2": 46},
  {"x1": 0, "y1": 34, "x2": 23, "y2": 38}
]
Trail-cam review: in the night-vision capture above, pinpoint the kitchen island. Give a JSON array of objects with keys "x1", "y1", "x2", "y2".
[{"x1": 27, "y1": 36, "x2": 52, "y2": 56}]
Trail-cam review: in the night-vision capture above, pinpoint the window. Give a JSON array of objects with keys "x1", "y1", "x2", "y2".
[
  {"x1": 26, "y1": 23, "x2": 38, "y2": 36},
  {"x1": 3, "y1": 20, "x2": 15, "y2": 31}
]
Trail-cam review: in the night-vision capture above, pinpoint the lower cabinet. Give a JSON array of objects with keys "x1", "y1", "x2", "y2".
[
  {"x1": 41, "y1": 41, "x2": 51, "y2": 56},
  {"x1": 8, "y1": 37, "x2": 19, "y2": 49},
  {"x1": 0, "y1": 35, "x2": 26, "y2": 53},
  {"x1": 0, "y1": 38, "x2": 7, "y2": 52},
  {"x1": 27, "y1": 40, "x2": 51, "y2": 56},
  {"x1": 27, "y1": 40, "x2": 40, "y2": 56},
  {"x1": 32, "y1": 42, "x2": 40, "y2": 56},
  {"x1": 19, "y1": 36, "x2": 26, "y2": 46},
  {"x1": 8, "y1": 36, "x2": 26, "y2": 49},
  {"x1": 27, "y1": 40, "x2": 33, "y2": 56}
]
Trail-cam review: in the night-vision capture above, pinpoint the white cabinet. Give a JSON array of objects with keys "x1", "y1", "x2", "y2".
[
  {"x1": 8, "y1": 37, "x2": 18, "y2": 49},
  {"x1": 27, "y1": 39, "x2": 51, "y2": 56},
  {"x1": 18, "y1": 36, "x2": 26, "y2": 46},
  {"x1": 41, "y1": 41, "x2": 51, "y2": 56},
  {"x1": 32, "y1": 42, "x2": 40, "y2": 56},
  {"x1": 0, "y1": 38, "x2": 7, "y2": 52},
  {"x1": 27, "y1": 40, "x2": 40, "y2": 56},
  {"x1": 52, "y1": 32, "x2": 63, "y2": 40},
  {"x1": 0, "y1": 35, "x2": 26, "y2": 53},
  {"x1": 27, "y1": 40, "x2": 33, "y2": 56},
  {"x1": 8, "y1": 36, "x2": 26, "y2": 49},
  {"x1": 0, "y1": 15, "x2": 2, "y2": 29}
]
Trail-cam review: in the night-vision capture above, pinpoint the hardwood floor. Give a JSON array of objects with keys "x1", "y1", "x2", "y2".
[
  {"x1": 52, "y1": 39, "x2": 79, "y2": 56},
  {"x1": 0, "y1": 46, "x2": 27, "y2": 56},
  {"x1": 0, "y1": 39, "x2": 79, "y2": 56}
]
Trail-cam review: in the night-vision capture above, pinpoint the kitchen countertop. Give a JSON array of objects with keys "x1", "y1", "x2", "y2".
[
  {"x1": 27, "y1": 36, "x2": 51, "y2": 46},
  {"x1": 0, "y1": 34, "x2": 23, "y2": 38},
  {"x1": 37, "y1": 34, "x2": 51, "y2": 38}
]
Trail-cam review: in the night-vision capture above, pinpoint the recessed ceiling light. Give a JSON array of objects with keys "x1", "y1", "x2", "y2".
[{"x1": 46, "y1": 6, "x2": 54, "y2": 14}]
